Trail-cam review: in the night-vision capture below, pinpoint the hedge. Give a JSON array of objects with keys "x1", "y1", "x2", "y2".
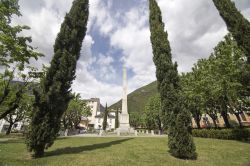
[{"x1": 192, "y1": 128, "x2": 250, "y2": 141}]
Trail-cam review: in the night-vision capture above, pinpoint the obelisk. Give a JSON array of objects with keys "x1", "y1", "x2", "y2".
[{"x1": 118, "y1": 65, "x2": 130, "y2": 132}]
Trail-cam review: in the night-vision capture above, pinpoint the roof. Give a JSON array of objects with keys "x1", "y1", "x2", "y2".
[
  {"x1": 82, "y1": 98, "x2": 100, "y2": 102},
  {"x1": 95, "y1": 113, "x2": 116, "y2": 119}
]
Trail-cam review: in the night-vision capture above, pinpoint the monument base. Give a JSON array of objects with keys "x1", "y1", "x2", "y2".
[{"x1": 116, "y1": 113, "x2": 134, "y2": 135}]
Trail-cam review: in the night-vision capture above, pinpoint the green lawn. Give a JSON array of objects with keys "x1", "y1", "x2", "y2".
[{"x1": 0, "y1": 137, "x2": 249, "y2": 166}]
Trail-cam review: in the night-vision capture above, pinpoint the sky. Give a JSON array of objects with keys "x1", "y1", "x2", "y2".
[{"x1": 16, "y1": 0, "x2": 250, "y2": 106}]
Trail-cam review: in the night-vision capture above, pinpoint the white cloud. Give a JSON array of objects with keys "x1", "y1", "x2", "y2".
[
  {"x1": 88, "y1": 0, "x2": 117, "y2": 36},
  {"x1": 110, "y1": 7, "x2": 156, "y2": 91},
  {"x1": 14, "y1": 0, "x2": 250, "y2": 106},
  {"x1": 96, "y1": 54, "x2": 116, "y2": 80}
]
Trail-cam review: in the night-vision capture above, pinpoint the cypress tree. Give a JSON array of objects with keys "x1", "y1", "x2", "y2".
[
  {"x1": 115, "y1": 109, "x2": 119, "y2": 129},
  {"x1": 212, "y1": 0, "x2": 250, "y2": 64},
  {"x1": 26, "y1": 0, "x2": 89, "y2": 158},
  {"x1": 149, "y1": 0, "x2": 196, "y2": 159},
  {"x1": 102, "y1": 103, "x2": 108, "y2": 130}
]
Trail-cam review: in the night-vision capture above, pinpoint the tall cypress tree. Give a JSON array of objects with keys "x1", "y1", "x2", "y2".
[
  {"x1": 26, "y1": 0, "x2": 89, "y2": 158},
  {"x1": 102, "y1": 103, "x2": 108, "y2": 130},
  {"x1": 212, "y1": 0, "x2": 250, "y2": 64},
  {"x1": 149, "y1": 0, "x2": 196, "y2": 159}
]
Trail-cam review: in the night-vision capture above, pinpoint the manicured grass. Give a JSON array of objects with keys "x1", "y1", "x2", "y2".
[
  {"x1": 0, "y1": 137, "x2": 249, "y2": 166},
  {"x1": 0, "y1": 133, "x2": 24, "y2": 139}
]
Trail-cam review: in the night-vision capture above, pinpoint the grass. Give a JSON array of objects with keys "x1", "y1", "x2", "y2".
[
  {"x1": 0, "y1": 137, "x2": 250, "y2": 166},
  {"x1": 0, "y1": 133, "x2": 24, "y2": 139}
]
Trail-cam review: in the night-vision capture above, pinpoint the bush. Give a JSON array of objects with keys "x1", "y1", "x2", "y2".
[{"x1": 192, "y1": 128, "x2": 250, "y2": 141}]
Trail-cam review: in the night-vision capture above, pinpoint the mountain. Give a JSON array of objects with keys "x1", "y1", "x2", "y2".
[{"x1": 109, "y1": 81, "x2": 158, "y2": 113}]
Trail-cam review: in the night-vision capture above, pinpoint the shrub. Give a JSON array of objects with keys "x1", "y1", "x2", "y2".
[{"x1": 192, "y1": 128, "x2": 250, "y2": 141}]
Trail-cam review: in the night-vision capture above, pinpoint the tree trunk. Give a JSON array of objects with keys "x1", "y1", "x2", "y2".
[
  {"x1": 6, "y1": 123, "x2": 13, "y2": 135},
  {"x1": 86, "y1": 121, "x2": 89, "y2": 130},
  {"x1": 211, "y1": 118, "x2": 218, "y2": 128},
  {"x1": 157, "y1": 117, "x2": 162, "y2": 135},
  {"x1": 221, "y1": 111, "x2": 231, "y2": 128},
  {"x1": 234, "y1": 113, "x2": 242, "y2": 127},
  {"x1": 193, "y1": 114, "x2": 201, "y2": 129},
  {"x1": 33, "y1": 144, "x2": 45, "y2": 158},
  {"x1": 64, "y1": 129, "x2": 69, "y2": 136},
  {"x1": 207, "y1": 113, "x2": 217, "y2": 128}
]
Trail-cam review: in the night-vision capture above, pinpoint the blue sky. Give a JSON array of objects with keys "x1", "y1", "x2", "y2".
[{"x1": 17, "y1": 0, "x2": 250, "y2": 105}]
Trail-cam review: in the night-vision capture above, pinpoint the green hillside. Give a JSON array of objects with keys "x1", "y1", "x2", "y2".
[{"x1": 109, "y1": 81, "x2": 158, "y2": 113}]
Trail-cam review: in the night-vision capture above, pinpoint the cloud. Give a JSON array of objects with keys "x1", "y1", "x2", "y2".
[
  {"x1": 16, "y1": 0, "x2": 73, "y2": 68},
  {"x1": 110, "y1": 6, "x2": 156, "y2": 90},
  {"x1": 88, "y1": 0, "x2": 117, "y2": 36},
  {"x1": 14, "y1": 0, "x2": 250, "y2": 105},
  {"x1": 157, "y1": 0, "x2": 228, "y2": 72}
]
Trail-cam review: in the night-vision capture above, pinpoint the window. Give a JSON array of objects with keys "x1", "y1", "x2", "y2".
[{"x1": 110, "y1": 119, "x2": 112, "y2": 123}]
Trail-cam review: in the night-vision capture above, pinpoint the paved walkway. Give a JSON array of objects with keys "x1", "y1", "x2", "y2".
[{"x1": 67, "y1": 133, "x2": 168, "y2": 138}]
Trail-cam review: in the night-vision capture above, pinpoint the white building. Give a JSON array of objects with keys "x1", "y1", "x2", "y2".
[
  {"x1": 80, "y1": 98, "x2": 117, "y2": 130},
  {"x1": 0, "y1": 117, "x2": 28, "y2": 133},
  {"x1": 94, "y1": 111, "x2": 116, "y2": 130},
  {"x1": 0, "y1": 98, "x2": 117, "y2": 133}
]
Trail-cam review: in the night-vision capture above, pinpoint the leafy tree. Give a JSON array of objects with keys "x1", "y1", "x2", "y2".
[
  {"x1": 212, "y1": 0, "x2": 250, "y2": 106},
  {"x1": 181, "y1": 73, "x2": 203, "y2": 129},
  {"x1": 212, "y1": 0, "x2": 250, "y2": 64},
  {"x1": 149, "y1": 0, "x2": 196, "y2": 159},
  {"x1": 81, "y1": 101, "x2": 92, "y2": 130},
  {"x1": 144, "y1": 95, "x2": 162, "y2": 132},
  {"x1": 0, "y1": 0, "x2": 42, "y2": 119},
  {"x1": 130, "y1": 112, "x2": 145, "y2": 129},
  {"x1": 207, "y1": 34, "x2": 246, "y2": 128},
  {"x1": 26, "y1": 0, "x2": 89, "y2": 157},
  {"x1": 102, "y1": 103, "x2": 108, "y2": 131},
  {"x1": 182, "y1": 34, "x2": 248, "y2": 128},
  {"x1": 62, "y1": 93, "x2": 90, "y2": 132},
  {"x1": 4, "y1": 93, "x2": 33, "y2": 135},
  {"x1": 115, "y1": 109, "x2": 119, "y2": 129}
]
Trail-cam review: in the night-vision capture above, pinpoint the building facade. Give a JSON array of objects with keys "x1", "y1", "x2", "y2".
[
  {"x1": 80, "y1": 98, "x2": 117, "y2": 130},
  {"x1": 0, "y1": 117, "x2": 28, "y2": 133}
]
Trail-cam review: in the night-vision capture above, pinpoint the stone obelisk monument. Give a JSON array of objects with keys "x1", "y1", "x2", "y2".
[{"x1": 118, "y1": 65, "x2": 130, "y2": 133}]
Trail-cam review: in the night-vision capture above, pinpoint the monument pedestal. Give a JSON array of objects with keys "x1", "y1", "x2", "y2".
[
  {"x1": 118, "y1": 114, "x2": 130, "y2": 132},
  {"x1": 116, "y1": 113, "x2": 134, "y2": 134}
]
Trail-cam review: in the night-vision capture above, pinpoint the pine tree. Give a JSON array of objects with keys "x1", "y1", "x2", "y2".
[
  {"x1": 149, "y1": 0, "x2": 196, "y2": 159},
  {"x1": 212, "y1": 0, "x2": 250, "y2": 64},
  {"x1": 102, "y1": 103, "x2": 108, "y2": 130},
  {"x1": 115, "y1": 109, "x2": 119, "y2": 129},
  {"x1": 26, "y1": 0, "x2": 89, "y2": 158}
]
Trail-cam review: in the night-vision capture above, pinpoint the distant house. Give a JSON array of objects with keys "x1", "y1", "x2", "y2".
[
  {"x1": 80, "y1": 98, "x2": 117, "y2": 130},
  {"x1": 1, "y1": 96, "x2": 118, "y2": 133},
  {"x1": 94, "y1": 111, "x2": 116, "y2": 130},
  {"x1": 0, "y1": 117, "x2": 29, "y2": 133}
]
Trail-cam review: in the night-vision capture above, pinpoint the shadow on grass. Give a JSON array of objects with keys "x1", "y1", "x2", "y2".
[{"x1": 45, "y1": 138, "x2": 133, "y2": 157}]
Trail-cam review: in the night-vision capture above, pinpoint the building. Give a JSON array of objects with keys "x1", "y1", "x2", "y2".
[
  {"x1": 80, "y1": 98, "x2": 117, "y2": 130},
  {"x1": 0, "y1": 97, "x2": 118, "y2": 133},
  {"x1": 94, "y1": 111, "x2": 116, "y2": 130},
  {"x1": 0, "y1": 117, "x2": 28, "y2": 133}
]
